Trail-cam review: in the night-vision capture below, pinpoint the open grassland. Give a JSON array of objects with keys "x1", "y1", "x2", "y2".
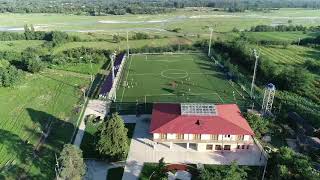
[
  {"x1": 117, "y1": 54, "x2": 249, "y2": 109},
  {"x1": 52, "y1": 37, "x2": 193, "y2": 54},
  {"x1": 257, "y1": 45, "x2": 320, "y2": 65},
  {"x1": 0, "y1": 8, "x2": 320, "y2": 34},
  {"x1": 0, "y1": 40, "x2": 44, "y2": 52},
  {"x1": 0, "y1": 69, "x2": 90, "y2": 179}
]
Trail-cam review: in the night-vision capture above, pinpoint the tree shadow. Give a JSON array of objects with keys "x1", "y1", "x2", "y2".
[
  {"x1": 162, "y1": 87, "x2": 174, "y2": 94},
  {"x1": 1, "y1": 108, "x2": 79, "y2": 179}
]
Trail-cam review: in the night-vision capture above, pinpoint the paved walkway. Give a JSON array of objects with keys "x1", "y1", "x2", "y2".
[
  {"x1": 73, "y1": 100, "x2": 108, "y2": 147},
  {"x1": 122, "y1": 117, "x2": 266, "y2": 180}
]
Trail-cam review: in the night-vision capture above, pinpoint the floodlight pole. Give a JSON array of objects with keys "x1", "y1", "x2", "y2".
[
  {"x1": 110, "y1": 53, "x2": 116, "y2": 101},
  {"x1": 250, "y1": 49, "x2": 259, "y2": 99},
  {"x1": 126, "y1": 31, "x2": 130, "y2": 55},
  {"x1": 208, "y1": 28, "x2": 213, "y2": 57}
]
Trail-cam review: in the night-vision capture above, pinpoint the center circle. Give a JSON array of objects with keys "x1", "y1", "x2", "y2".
[{"x1": 161, "y1": 69, "x2": 189, "y2": 79}]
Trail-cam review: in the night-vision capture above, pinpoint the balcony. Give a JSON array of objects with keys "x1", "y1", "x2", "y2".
[{"x1": 153, "y1": 138, "x2": 253, "y2": 144}]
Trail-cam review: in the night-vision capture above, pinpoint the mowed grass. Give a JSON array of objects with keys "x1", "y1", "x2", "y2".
[
  {"x1": 0, "y1": 69, "x2": 90, "y2": 179},
  {"x1": 117, "y1": 54, "x2": 248, "y2": 106},
  {"x1": 257, "y1": 45, "x2": 320, "y2": 65},
  {"x1": 50, "y1": 62, "x2": 105, "y2": 75}
]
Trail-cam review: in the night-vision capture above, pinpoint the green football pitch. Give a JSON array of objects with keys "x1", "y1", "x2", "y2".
[{"x1": 116, "y1": 53, "x2": 249, "y2": 107}]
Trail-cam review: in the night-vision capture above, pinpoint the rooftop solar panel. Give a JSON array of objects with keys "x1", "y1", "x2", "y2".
[{"x1": 180, "y1": 103, "x2": 217, "y2": 116}]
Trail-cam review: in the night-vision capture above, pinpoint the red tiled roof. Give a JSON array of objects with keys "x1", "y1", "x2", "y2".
[{"x1": 150, "y1": 103, "x2": 254, "y2": 135}]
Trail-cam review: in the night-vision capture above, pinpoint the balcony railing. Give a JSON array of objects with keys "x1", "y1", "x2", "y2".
[{"x1": 153, "y1": 138, "x2": 253, "y2": 144}]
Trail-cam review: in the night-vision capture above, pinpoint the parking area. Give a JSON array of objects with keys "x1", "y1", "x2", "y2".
[{"x1": 122, "y1": 116, "x2": 266, "y2": 180}]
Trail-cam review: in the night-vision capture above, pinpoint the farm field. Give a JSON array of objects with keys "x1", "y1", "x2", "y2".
[
  {"x1": 257, "y1": 45, "x2": 320, "y2": 65},
  {"x1": 246, "y1": 31, "x2": 320, "y2": 42},
  {"x1": 0, "y1": 69, "x2": 90, "y2": 178},
  {"x1": 116, "y1": 53, "x2": 249, "y2": 108},
  {"x1": 0, "y1": 8, "x2": 320, "y2": 34}
]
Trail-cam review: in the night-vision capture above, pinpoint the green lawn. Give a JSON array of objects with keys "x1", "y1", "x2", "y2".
[
  {"x1": 107, "y1": 167, "x2": 124, "y2": 180},
  {"x1": 0, "y1": 69, "x2": 90, "y2": 179},
  {"x1": 116, "y1": 54, "x2": 249, "y2": 108},
  {"x1": 50, "y1": 62, "x2": 105, "y2": 75}
]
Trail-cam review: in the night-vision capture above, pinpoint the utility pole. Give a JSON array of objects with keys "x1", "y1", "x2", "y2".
[
  {"x1": 126, "y1": 31, "x2": 130, "y2": 55},
  {"x1": 208, "y1": 28, "x2": 213, "y2": 57},
  {"x1": 250, "y1": 49, "x2": 259, "y2": 99}
]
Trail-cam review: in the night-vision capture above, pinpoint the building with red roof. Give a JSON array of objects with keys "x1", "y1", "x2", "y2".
[{"x1": 150, "y1": 103, "x2": 255, "y2": 151}]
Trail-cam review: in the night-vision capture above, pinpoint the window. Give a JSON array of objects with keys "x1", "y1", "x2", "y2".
[
  {"x1": 215, "y1": 145, "x2": 222, "y2": 150},
  {"x1": 160, "y1": 133, "x2": 167, "y2": 140},
  {"x1": 206, "y1": 144, "x2": 213, "y2": 150},
  {"x1": 210, "y1": 134, "x2": 218, "y2": 140},
  {"x1": 193, "y1": 134, "x2": 201, "y2": 140},
  {"x1": 224, "y1": 145, "x2": 231, "y2": 150},
  {"x1": 176, "y1": 134, "x2": 184, "y2": 140},
  {"x1": 224, "y1": 134, "x2": 230, "y2": 138},
  {"x1": 237, "y1": 145, "x2": 240, "y2": 149},
  {"x1": 237, "y1": 135, "x2": 244, "y2": 141},
  {"x1": 247, "y1": 145, "x2": 250, "y2": 149},
  {"x1": 242, "y1": 145, "x2": 245, "y2": 149}
]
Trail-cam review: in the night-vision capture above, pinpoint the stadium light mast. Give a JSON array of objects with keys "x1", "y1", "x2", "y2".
[
  {"x1": 208, "y1": 28, "x2": 213, "y2": 57},
  {"x1": 126, "y1": 31, "x2": 130, "y2": 55},
  {"x1": 250, "y1": 49, "x2": 259, "y2": 99},
  {"x1": 110, "y1": 52, "x2": 116, "y2": 101}
]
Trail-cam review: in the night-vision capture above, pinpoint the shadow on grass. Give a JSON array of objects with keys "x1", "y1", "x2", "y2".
[{"x1": 1, "y1": 108, "x2": 78, "y2": 179}]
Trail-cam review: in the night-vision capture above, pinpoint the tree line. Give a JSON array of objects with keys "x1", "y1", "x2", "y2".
[
  {"x1": 0, "y1": 25, "x2": 80, "y2": 47},
  {"x1": 0, "y1": 0, "x2": 319, "y2": 16},
  {"x1": 249, "y1": 24, "x2": 320, "y2": 32},
  {"x1": 204, "y1": 39, "x2": 320, "y2": 128}
]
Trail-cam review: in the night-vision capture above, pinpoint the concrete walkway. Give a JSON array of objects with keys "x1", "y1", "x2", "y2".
[
  {"x1": 122, "y1": 117, "x2": 266, "y2": 180},
  {"x1": 73, "y1": 100, "x2": 108, "y2": 147}
]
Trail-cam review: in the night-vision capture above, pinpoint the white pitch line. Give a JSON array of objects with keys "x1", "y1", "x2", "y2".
[
  {"x1": 120, "y1": 56, "x2": 133, "y2": 102},
  {"x1": 130, "y1": 72, "x2": 217, "y2": 76}
]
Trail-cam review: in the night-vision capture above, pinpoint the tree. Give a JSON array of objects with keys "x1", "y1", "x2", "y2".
[
  {"x1": 152, "y1": 158, "x2": 167, "y2": 180},
  {"x1": 21, "y1": 48, "x2": 45, "y2": 73},
  {"x1": 112, "y1": 34, "x2": 121, "y2": 43},
  {"x1": 267, "y1": 147, "x2": 320, "y2": 180},
  {"x1": 200, "y1": 161, "x2": 247, "y2": 180},
  {"x1": 58, "y1": 144, "x2": 86, "y2": 180},
  {"x1": 97, "y1": 113, "x2": 128, "y2": 160},
  {"x1": 244, "y1": 113, "x2": 269, "y2": 138},
  {"x1": 275, "y1": 67, "x2": 313, "y2": 93}
]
